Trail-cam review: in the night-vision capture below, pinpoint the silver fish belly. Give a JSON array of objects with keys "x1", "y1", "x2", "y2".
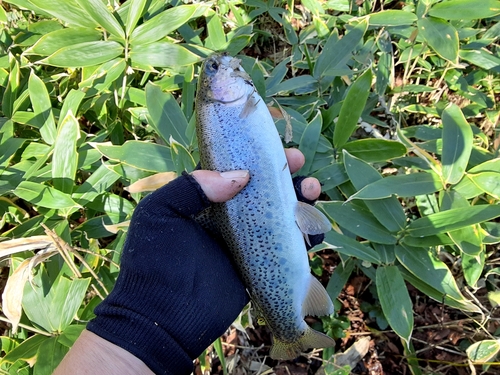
[{"x1": 195, "y1": 54, "x2": 335, "y2": 359}]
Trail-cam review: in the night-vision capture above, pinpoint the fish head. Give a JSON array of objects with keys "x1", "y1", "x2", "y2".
[{"x1": 199, "y1": 54, "x2": 255, "y2": 106}]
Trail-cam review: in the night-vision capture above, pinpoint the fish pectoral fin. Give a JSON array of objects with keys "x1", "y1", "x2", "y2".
[
  {"x1": 302, "y1": 274, "x2": 334, "y2": 317},
  {"x1": 269, "y1": 326, "x2": 336, "y2": 360},
  {"x1": 239, "y1": 94, "x2": 258, "y2": 119},
  {"x1": 295, "y1": 201, "x2": 331, "y2": 235}
]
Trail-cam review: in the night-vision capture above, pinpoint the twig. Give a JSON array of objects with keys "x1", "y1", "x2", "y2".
[
  {"x1": 411, "y1": 337, "x2": 467, "y2": 357},
  {"x1": 0, "y1": 316, "x2": 52, "y2": 336}
]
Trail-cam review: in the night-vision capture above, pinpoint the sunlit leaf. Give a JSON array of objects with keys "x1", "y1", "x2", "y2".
[
  {"x1": 417, "y1": 17, "x2": 459, "y2": 63},
  {"x1": 441, "y1": 104, "x2": 473, "y2": 185},
  {"x1": 376, "y1": 266, "x2": 413, "y2": 346}
]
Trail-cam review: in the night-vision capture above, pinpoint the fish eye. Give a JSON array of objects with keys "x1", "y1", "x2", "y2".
[{"x1": 205, "y1": 59, "x2": 219, "y2": 75}]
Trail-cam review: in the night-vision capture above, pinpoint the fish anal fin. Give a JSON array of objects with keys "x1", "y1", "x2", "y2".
[
  {"x1": 302, "y1": 274, "x2": 334, "y2": 317},
  {"x1": 269, "y1": 326, "x2": 336, "y2": 360},
  {"x1": 295, "y1": 201, "x2": 331, "y2": 235}
]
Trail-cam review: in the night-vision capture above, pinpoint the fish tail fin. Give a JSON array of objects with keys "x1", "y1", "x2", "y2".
[{"x1": 270, "y1": 326, "x2": 336, "y2": 360}]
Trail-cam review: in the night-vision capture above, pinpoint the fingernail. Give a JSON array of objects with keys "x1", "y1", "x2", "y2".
[{"x1": 220, "y1": 170, "x2": 249, "y2": 179}]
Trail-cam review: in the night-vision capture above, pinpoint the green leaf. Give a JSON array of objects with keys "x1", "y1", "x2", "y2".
[
  {"x1": 130, "y1": 42, "x2": 201, "y2": 69},
  {"x1": 146, "y1": 83, "x2": 190, "y2": 146},
  {"x1": 348, "y1": 172, "x2": 443, "y2": 200},
  {"x1": 460, "y1": 49, "x2": 500, "y2": 73},
  {"x1": 466, "y1": 340, "x2": 500, "y2": 363},
  {"x1": 41, "y1": 41, "x2": 123, "y2": 68},
  {"x1": 318, "y1": 201, "x2": 398, "y2": 245},
  {"x1": 313, "y1": 19, "x2": 368, "y2": 78},
  {"x1": 59, "y1": 89, "x2": 85, "y2": 120},
  {"x1": 52, "y1": 112, "x2": 79, "y2": 194},
  {"x1": 91, "y1": 141, "x2": 175, "y2": 173},
  {"x1": 341, "y1": 139, "x2": 407, "y2": 163},
  {"x1": 33, "y1": 337, "x2": 68, "y2": 375},
  {"x1": 130, "y1": 4, "x2": 207, "y2": 45},
  {"x1": 462, "y1": 252, "x2": 485, "y2": 288},
  {"x1": 376, "y1": 266, "x2": 413, "y2": 346},
  {"x1": 28, "y1": 72, "x2": 56, "y2": 145},
  {"x1": 28, "y1": 0, "x2": 98, "y2": 28},
  {"x1": 75, "y1": 0, "x2": 125, "y2": 40},
  {"x1": 417, "y1": 17, "x2": 459, "y2": 63},
  {"x1": 0, "y1": 137, "x2": 26, "y2": 168},
  {"x1": 266, "y1": 75, "x2": 318, "y2": 96},
  {"x1": 333, "y1": 69, "x2": 373, "y2": 149},
  {"x1": 57, "y1": 325, "x2": 85, "y2": 347},
  {"x1": 396, "y1": 246, "x2": 480, "y2": 312},
  {"x1": 429, "y1": 0, "x2": 500, "y2": 20},
  {"x1": 27, "y1": 27, "x2": 103, "y2": 57},
  {"x1": 72, "y1": 163, "x2": 121, "y2": 205},
  {"x1": 14, "y1": 181, "x2": 80, "y2": 210},
  {"x1": 326, "y1": 258, "x2": 355, "y2": 302},
  {"x1": 2, "y1": 334, "x2": 49, "y2": 364},
  {"x1": 467, "y1": 172, "x2": 500, "y2": 199},
  {"x1": 369, "y1": 10, "x2": 417, "y2": 26},
  {"x1": 125, "y1": 0, "x2": 147, "y2": 37},
  {"x1": 441, "y1": 104, "x2": 473, "y2": 185},
  {"x1": 297, "y1": 111, "x2": 322, "y2": 176},
  {"x1": 407, "y1": 205, "x2": 500, "y2": 237},
  {"x1": 323, "y1": 231, "x2": 381, "y2": 264},
  {"x1": 343, "y1": 151, "x2": 406, "y2": 232}
]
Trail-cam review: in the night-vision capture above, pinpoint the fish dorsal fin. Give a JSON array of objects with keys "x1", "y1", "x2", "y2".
[
  {"x1": 239, "y1": 94, "x2": 259, "y2": 119},
  {"x1": 295, "y1": 201, "x2": 331, "y2": 235},
  {"x1": 302, "y1": 275, "x2": 334, "y2": 317}
]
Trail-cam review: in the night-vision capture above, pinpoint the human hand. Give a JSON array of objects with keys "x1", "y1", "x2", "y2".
[{"x1": 86, "y1": 149, "x2": 323, "y2": 375}]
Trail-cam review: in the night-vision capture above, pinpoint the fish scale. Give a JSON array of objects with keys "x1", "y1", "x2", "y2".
[{"x1": 196, "y1": 54, "x2": 336, "y2": 359}]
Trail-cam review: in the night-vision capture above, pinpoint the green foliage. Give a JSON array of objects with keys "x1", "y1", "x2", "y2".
[{"x1": 0, "y1": 0, "x2": 499, "y2": 373}]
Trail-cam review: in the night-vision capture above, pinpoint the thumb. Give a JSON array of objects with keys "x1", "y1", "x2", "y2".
[{"x1": 191, "y1": 170, "x2": 250, "y2": 203}]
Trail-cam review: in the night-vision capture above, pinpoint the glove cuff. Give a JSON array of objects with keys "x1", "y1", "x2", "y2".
[{"x1": 87, "y1": 308, "x2": 193, "y2": 375}]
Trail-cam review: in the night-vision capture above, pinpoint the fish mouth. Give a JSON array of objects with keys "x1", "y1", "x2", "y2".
[{"x1": 203, "y1": 54, "x2": 252, "y2": 104}]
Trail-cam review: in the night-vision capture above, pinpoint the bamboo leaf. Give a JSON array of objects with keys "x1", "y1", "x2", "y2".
[
  {"x1": 407, "y1": 205, "x2": 500, "y2": 237},
  {"x1": 441, "y1": 104, "x2": 473, "y2": 185},
  {"x1": 318, "y1": 201, "x2": 398, "y2": 245},
  {"x1": 130, "y1": 42, "x2": 201, "y2": 69},
  {"x1": 467, "y1": 172, "x2": 500, "y2": 199},
  {"x1": 376, "y1": 266, "x2": 413, "y2": 346},
  {"x1": 28, "y1": 72, "x2": 57, "y2": 145},
  {"x1": 145, "y1": 83, "x2": 190, "y2": 146},
  {"x1": 130, "y1": 4, "x2": 208, "y2": 45},
  {"x1": 343, "y1": 151, "x2": 406, "y2": 232},
  {"x1": 41, "y1": 41, "x2": 123, "y2": 68},
  {"x1": 297, "y1": 111, "x2": 322, "y2": 176},
  {"x1": 91, "y1": 141, "x2": 175, "y2": 173},
  {"x1": 323, "y1": 231, "x2": 381, "y2": 264},
  {"x1": 341, "y1": 139, "x2": 407, "y2": 163},
  {"x1": 125, "y1": 0, "x2": 147, "y2": 37},
  {"x1": 313, "y1": 19, "x2": 368, "y2": 78},
  {"x1": 52, "y1": 112, "x2": 80, "y2": 194},
  {"x1": 333, "y1": 69, "x2": 373, "y2": 148},
  {"x1": 75, "y1": 0, "x2": 125, "y2": 40},
  {"x1": 26, "y1": 27, "x2": 103, "y2": 56},
  {"x1": 28, "y1": 0, "x2": 98, "y2": 28},
  {"x1": 14, "y1": 182, "x2": 80, "y2": 210},
  {"x1": 429, "y1": 0, "x2": 500, "y2": 20},
  {"x1": 72, "y1": 164, "x2": 121, "y2": 205},
  {"x1": 417, "y1": 17, "x2": 459, "y2": 63},
  {"x1": 348, "y1": 172, "x2": 443, "y2": 201},
  {"x1": 369, "y1": 10, "x2": 417, "y2": 26},
  {"x1": 466, "y1": 340, "x2": 500, "y2": 363}
]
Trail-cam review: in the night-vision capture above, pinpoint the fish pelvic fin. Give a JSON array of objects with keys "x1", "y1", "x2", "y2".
[
  {"x1": 269, "y1": 326, "x2": 336, "y2": 360},
  {"x1": 295, "y1": 201, "x2": 331, "y2": 235},
  {"x1": 302, "y1": 274, "x2": 334, "y2": 317}
]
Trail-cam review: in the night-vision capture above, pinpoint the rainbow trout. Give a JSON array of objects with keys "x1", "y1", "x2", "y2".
[{"x1": 195, "y1": 54, "x2": 335, "y2": 359}]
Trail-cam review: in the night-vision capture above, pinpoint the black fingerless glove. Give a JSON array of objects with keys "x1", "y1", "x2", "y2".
[
  {"x1": 87, "y1": 173, "x2": 324, "y2": 375},
  {"x1": 87, "y1": 174, "x2": 248, "y2": 375}
]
